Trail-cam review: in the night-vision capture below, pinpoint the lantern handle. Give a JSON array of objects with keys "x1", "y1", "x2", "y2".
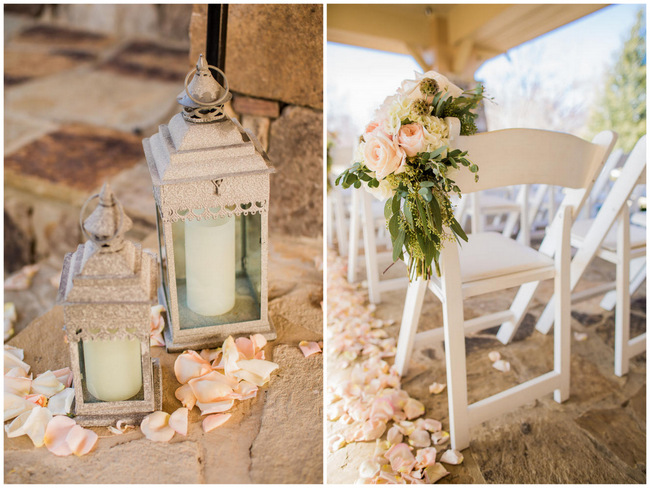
[
  {"x1": 79, "y1": 192, "x2": 125, "y2": 245},
  {"x1": 184, "y1": 65, "x2": 230, "y2": 107}
]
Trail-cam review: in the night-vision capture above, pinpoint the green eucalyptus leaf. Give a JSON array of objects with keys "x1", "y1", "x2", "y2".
[
  {"x1": 393, "y1": 230, "x2": 406, "y2": 262},
  {"x1": 418, "y1": 187, "x2": 432, "y2": 202},
  {"x1": 420, "y1": 181, "x2": 435, "y2": 188},
  {"x1": 392, "y1": 194, "x2": 401, "y2": 214},
  {"x1": 385, "y1": 197, "x2": 393, "y2": 220},
  {"x1": 388, "y1": 213, "x2": 399, "y2": 239}
]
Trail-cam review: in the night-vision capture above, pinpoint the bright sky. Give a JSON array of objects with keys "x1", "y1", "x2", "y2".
[{"x1": 328, "y1": 4, "x2": 644, "y2": 144}]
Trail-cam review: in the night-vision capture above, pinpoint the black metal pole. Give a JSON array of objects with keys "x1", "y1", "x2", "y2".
[{"x1": 205, "y1": 4, "x2": 228, "y2": 72}]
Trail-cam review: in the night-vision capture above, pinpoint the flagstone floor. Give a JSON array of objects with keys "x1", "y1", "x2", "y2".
[{"x1": 326, "y1": 247, "x2": 646, "y2": 484}]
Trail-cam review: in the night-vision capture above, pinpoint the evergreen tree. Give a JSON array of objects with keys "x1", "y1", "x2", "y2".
[{"x1": 588, "y1": 9, "x2": 646, "y2": 152}]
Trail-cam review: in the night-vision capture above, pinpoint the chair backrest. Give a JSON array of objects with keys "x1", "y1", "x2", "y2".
[{"x1": 447, "y1": 118, "x2": 617, "y2": 194}]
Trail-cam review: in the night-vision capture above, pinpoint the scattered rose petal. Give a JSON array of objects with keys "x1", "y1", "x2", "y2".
[
  {"x1": 234, "y1": 359, "x2": 279, "y2": 386},
  {"x1": 10, "y1": 406, "x2": 52, "y2": 447},
  {"x1": 44, "y1": 415, "x2": 76, "y2": 456},
  {"x1": 4, "y1": 345, "x2": 24, "y2": 361},
  {"x1": 4, "y1": 303, "x2": 17, "y2": 341},
  {"x1": 202, "y1": 413, "x2": 231, "y2": 432},
  {"x1": 431, "y1": 431, "x2": 450, "y2": 445},
  {"x1": 424, "y1": 463, "x2": 449, "y2": 483},
  {"x1": 52, "y1": 367, "x2": 73, "y2": 388},
  {"x1": 196, "y1": 399, "x2": 235, "y2": 415},
  {"x1": 231, "y1": 380, "x2": 258, "y2": 401},
  {"x1": 428, "y1": 382, "x2": 446, "y2": 394},
  {"x1": 235, "y1": 337, "x2": 255, "y2": 359},
  {"x1": 48, "y1": 388, "x2": 75, "y2": 415},
  {"x1": 169, "y1": 407, "x2": 189, "y2": 436},
  {"x1": 5, "y1": 392, "x2": 36, "y2": 421},
  {"x1": 385, "y1": 443, "x2": 417, "y2": 474},
  {"x1": 66, "y1": 424, "x2": 98, "y2": 456},
  {"x1": 174, "y1": 350, "x2": 212, "y2": 384},
  {"x1": 250, "y1": 333, "x2": 267, "y2": 353},
  {"x1": 359, "y1": 459, "x2": 381, "y2": 479},
  {"x1": 32, "y1": 371, "x2": 65, "y2": 397},
  {"x1": 140, "y1": 411, "x2": 175, "y2": 442},
  {"x1": 188, "y1": 371, "x2": 234, "y2": 403},
  {"x1": 219, "y1": 336, "x2": 241, "y2": 376},
  {"x1": 492, "y1": 359, "x2": 511, "y2": 373},
  {"x1": 440, "y1": 448, "x2": 464, "y2": 465},
  {"x1": 415, "y1": 418, "x2": 442, "y2": 433},
  {"x1": 328, "y1": 433, "x2": 346, "y2": 452},
  {"x1": 327, "y1": 402, "x2": 344, "y2": 421},
  {"x1": 5, "y1": 374, "x2": 32, "y2": 396},
  {"x1": 4, "y1": 349, "x2": 31, "y2": 375},
  {"x1": 4, "y1": 264, "x2": 40, "y2": 291},
  {"x1": 150, "y1": 304, "x2": 166, "y2": 347},
  {"x1": 175, "y1": 384, "x2": 197, "y2": 410},
  {"x1": 387, "y1": 425, "x2": 403, "y2": 445},
  {"x1": 415, "y1": 447, "x2": 437, "y2": 468},
  {"x1": 25, "y1": 394, "x2": 48, "y2": 407},
  {"x1": 408, "y1": 429, "x2": 431, "y2": 448},
  {"x1": 403, "y1": 398, "x2": 425, "y2": 420},
  {"x1": 299, "y1": 340, "x2": 322, "y2": 358},
  {"x1": 574, "y1": 332, "x2": 588, "y2": 341},
  {"x1": 488, "y1": 351, "x2": 501, "y2": 362}
]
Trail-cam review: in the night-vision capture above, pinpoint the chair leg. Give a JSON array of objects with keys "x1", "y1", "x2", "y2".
[
  {"x1": 394, "y1": 278, "x2": 428, "y2": 376},
  {"x1": 333, "y1": 189, "x2": 348, "y2": 257},
  {"x1": 554, "y1": 207, "x2": 572, "y2": 403},
  {"x1": 440, "y1": 244, "x2": 470, "y2": 450},
  {"x1": 362, "y1": 190, "x2": 382, "y2": 304},
  {"x1": 601, "y1": 257, "x2": 645, "y2": 311},
  {"x1": 496, "y1": 281, "x2": 540, "y2": 344},
  {"x1": 347, "y1": 189, "x2": 360, "y2": 283},
  {"x1": 615, "y1": 205, "x2": 631, "y2": 377}
]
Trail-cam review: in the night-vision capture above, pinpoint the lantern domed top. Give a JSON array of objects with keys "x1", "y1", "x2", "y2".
[
  {"x1": 82, "y1": 183, "x2": 132, "y2": 251},
  {"x1": 177, "y1": 54, "x2": 232, "y2": 123}
]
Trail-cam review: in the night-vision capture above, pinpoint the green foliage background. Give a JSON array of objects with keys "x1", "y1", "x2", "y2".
[{"x1": 588, "y1": 9, "x2": 646, "y2": 152}]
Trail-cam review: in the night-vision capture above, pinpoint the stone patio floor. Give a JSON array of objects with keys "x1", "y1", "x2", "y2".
[
  {"x1": 4, "y1": 17, "x2": 323, "y2": 484},
  {"x1": 326, "y1": 246, "x2": 646, "y2": 484}
]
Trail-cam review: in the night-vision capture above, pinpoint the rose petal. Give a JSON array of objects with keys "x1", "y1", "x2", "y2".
[
  {"x1": 359, "y1": 459, "x2": 381, "y2": 479},
  {"x1": 5, "y1": 374, "x2": 32, "y2": 396},
  {"x1": 234, "y1": 359, "x2": 279, "y2": 386},
  {"x1": 428, "y1": 382, "x2": 446, "y2": 394},
  {"x1": 415, "y1": 447, "x2": 437, "y2": 468},
  {"x1": 175, "y1": 384, "x2": 197, "y2": 410},
  {"x1": 298, "y1": 341, "x2": 322, "y2": 358},
  {"x1": 403, "y1": 398, "x2": 425, "y2": 420},
  {"x1": 232, "y1": 369, "x2": 267, "y2": 386},
  {"x1": 424, "y1": 463, "x2": 449, "y2": 483},
  {"x1": 32, "y1": 371, "x2": 65, "y2": 397},
  {"x1": 408, "y1": 429, "x2": 431, "y2": 448},
  {"x1": 440, "y1": 449, "x2": 464, "y2": 465},
  {"x1": 431, "y1": 431, "x2": 450, "y2": 445},
  {"x1": 235, "y1": 337, "x2": 256, "y2": 360},
  {"x1": 385, "y1": 442, "x2": 416, "y2": 474},
  {"x1": 5, "y1": 392, "x2": 36, "y2": 421},
  {"x1": 4, "y1": 264, "x2": 40, "y2": 291},
  {"x1": 5, "y1": 366, "x2": 29, "y2": 378},
  {"x1": 52, "y1": 367, "x2": 73, "y2": 388},
  {"x1": 44, "y1": 415, "x2": 77, "y2": 456},
  {"x1": 174, "y1": 350, "x2": 212, "y2": 384},
  {"x1": 492, "y1": 360, "x2": 511, "y2": 373},
  {"x1": 196, "y1": 399, "x2": 235, "y2": 415},
  {"x1": 4, "y1": 350, "x2": 30, "y2": 375},
  {"x1": 574, "y1": 332, "x2": 588, "y2": 341},
  {"x1": 231, "y1": 380, "x2": 258, "y2": 401},
  {"x1": 140, "y1": 411, "x2": 175, "y2": 442},
  {"x1": 328, "y1": 433, "x2": 346, "y2": 452},
  {"x1": 25, "y1": 394, "x2": 48, "y2": 407},
  {"x1": 250, "y1": 333, "x2": 267, "y2": 354},
  {"x1": 488, "y1": 351, "x2": 501, "y2": 362},
  {"x1": 4, "y1": 345, "x2": 24, "y2": 360},
  {"x1": 220, "y1": 337, "x2": 240, "y2": 376},
  {"x1": 202, "y1": 413, "x2": 232, "y2": 432},
  {"x1": 188, "y1": 371, "x2": 234, "y2": 403},
  {"x1": 387, "y1": 425, "x2": 403, "y2": 444},
  {"x1": 48, "y1": 388, "x2": 75, "y2": 415},
  {"x1": 415, "y1": 418, "x2": 442, "y2": 433},
  {"x1": 66, "y1": 424, "x2": 98, "y2": 456},
  {"x1": 169, "y1": 407, "x2": 189, "y2": 436}
]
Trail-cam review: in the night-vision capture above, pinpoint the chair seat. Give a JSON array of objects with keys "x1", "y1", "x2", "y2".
[
  {"x1": 478, "y1": 194, "x2": 521, "y2": 212},
  {"x1": 457, "y1": 232, "x2": 554, "y2": 283},
  {"x1": 572, "y1": 219, "x2": 646, "y2": 251},
  {"x1": 631, "y1": 211, "x2": 646, "y2": 228}
]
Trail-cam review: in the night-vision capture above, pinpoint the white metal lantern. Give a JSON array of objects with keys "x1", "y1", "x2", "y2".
[
  {"x1": 142, "y1": 54, "x2": 276, "y2": 352},
  {"x1": 57, "y1": 184, "x2": 162, "y2": 425}
]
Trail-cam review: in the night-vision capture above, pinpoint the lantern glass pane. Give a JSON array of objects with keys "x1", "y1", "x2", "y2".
[
  {"x1": 79, "y1": 338, "x2": 144, "y2": 403},
  {"x1": 172, "y1": 211, "x2": 262, "y2": 329}
]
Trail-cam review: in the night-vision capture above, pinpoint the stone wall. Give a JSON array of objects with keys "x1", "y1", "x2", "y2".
[{"x1": 191, "y1": 4, "x2": 324, "y2": 238}]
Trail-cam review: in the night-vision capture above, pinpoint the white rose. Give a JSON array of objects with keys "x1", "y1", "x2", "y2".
[
  {"x1": 363, "y1": 179, "x2": 395, "y2": 201},
  {"x1": 400, "y1": 70, "x2": 464, "y2": 100}
]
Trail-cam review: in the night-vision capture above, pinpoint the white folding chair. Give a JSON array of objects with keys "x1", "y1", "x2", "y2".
[
  {"x1": 394, "y1": 118, "x2": 616, "y2": 450},
  {"x1": 534, "y1": 136, "x2": 646, "y2": 376},
  {"x1": 347, "y1": 188, "x2": 408, "y2": 303},
  {"x1": 328, "y1": 145, "x2": 355, "y2": 256}
]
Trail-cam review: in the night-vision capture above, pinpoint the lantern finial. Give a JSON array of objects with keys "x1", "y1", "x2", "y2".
[
  {"x1": 81, "y1": 183, "x2": 133, "y2": 250},
  {"x1": 177, "y1": 54, "x2": 231, "y2": 123}
]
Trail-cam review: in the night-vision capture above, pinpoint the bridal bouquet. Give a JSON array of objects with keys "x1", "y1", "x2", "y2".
[{"x1": 336, "y1": 71, "x2": 486, "y2": 280}]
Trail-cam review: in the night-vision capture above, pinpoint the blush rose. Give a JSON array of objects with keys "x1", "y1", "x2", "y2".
[
  {"x1": 398, "y1": 123, "x2": 426, "y2": 157},
  {"x1": 364, "y1": 130, "x2": 406, "y2": 180}
]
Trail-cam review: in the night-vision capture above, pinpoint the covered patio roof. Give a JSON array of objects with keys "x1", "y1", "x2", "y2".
[{"x1": 328, "y1": 4, "x2": 607, "y2": 80}]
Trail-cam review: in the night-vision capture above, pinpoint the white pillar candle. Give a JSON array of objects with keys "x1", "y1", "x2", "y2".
[
  {"x1": 185, "y1": 215, "x2": 236, "y2": 316},
  {"x1": 82, "y1": 338, "x2": 143, "y2": 402},
  {"x1": 172, "y1": 220, "x2": 186, "y2": 279}
]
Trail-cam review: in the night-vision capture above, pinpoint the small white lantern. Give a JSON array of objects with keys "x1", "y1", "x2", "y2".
[
  {"x1": 143, "y1": 54, "x2": 276, "y2": 352},
  {"x1": 57, "y1": 184, "x2": 162, "y2": 425}
]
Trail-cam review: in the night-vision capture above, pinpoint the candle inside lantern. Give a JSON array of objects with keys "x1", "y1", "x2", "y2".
[
  {"x1": 82, "y1": 338, "x2": 143, "y2": 402},
  {"x1": 185, "y1": 215, "x2": 236, "y2": 315},
  {"x1": 172, "y1": 220, "x2": 186, "y2": 279}
]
